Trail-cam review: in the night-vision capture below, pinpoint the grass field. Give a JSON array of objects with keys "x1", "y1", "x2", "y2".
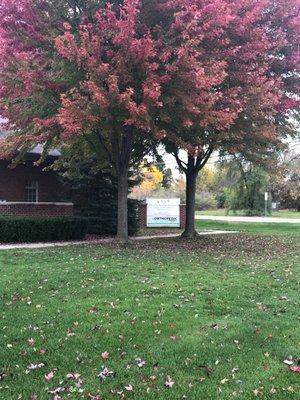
[
  {"x1": 195, "y1": 220, "x2": 300, "y2": 235},
  {"x1": 196, "y1": 209, "x2": 300, "y2": 219},
  {"x1": 0, "y1": 229, "x2": 299, "y2": 399}
]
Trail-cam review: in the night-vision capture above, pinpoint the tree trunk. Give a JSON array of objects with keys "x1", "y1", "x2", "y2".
[
  {"x1": 116, "y1": 168, "x2": 129, "y2": 242},
  {"x1": 173, "y1": 148, "x2": 213, "y2": 240},
  {"x1": 182, "y1": 163, "x2": 198, "y2": 238}
]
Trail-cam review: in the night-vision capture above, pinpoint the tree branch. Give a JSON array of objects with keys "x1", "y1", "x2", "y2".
[{"x1": 173, "y1": 150, "x2": 187, "y2": 173}]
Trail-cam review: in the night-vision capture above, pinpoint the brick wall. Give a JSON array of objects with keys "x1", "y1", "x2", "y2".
[
  {"x1": 0, "y1": 160, "x2": 69, "y2": 203},
  {"x1": 0, "y1": 202, "x2": 73, "y2": 217},
  {"x1": 138, "y1": 203, "x2": 186, "y2": 229}
]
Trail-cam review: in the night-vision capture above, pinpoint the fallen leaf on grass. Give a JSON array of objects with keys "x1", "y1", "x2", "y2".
[
  {"x1": 283, "y1": 356, "x2": 293, "y2": 365},
  {"x1": 48, "y1": 387, "x2": 66, "y2": 396},
  {"x1": 253, "y1": 388, "x2": 263, "y2": 396},
  {"x1": 98, "y1": 366, "x2": 114, "y2": 380},
  {"x1": 101, "y1": 351, "x2": 110, "y2": 360},
  {"x1": 88, "y1": 394, "x2": 102, "y2": 400},
  {"x1": 136, "y1": 358, "x2": 146, "y2": 368},
  {"x1": 289, "y1": 366, "x2": 300, "y2": 373},
  {"x1": 124, "y1": 384, "x2": 134, "y2": 391},
  {"x1": 44, "y1": 371, "x2": 55, "y2": 381},
  {"x1": 26, "y1": 363, "x2": 45, "y2": 372},
  {"x1": 88, "y1": 307, "x2": 98, "y2": 314},
  {"x1": 27, "y1": 338, "x2": 35, "y2": 346},
  {"x1": 88, "y1": 394, "x2": 101, "y2": 400},
  {"x1": 220, "y1": 378, "x2": 229, "y2": 384},
  {"x1": 164, "y1": 375, "x2": 174, "y2": 388}
]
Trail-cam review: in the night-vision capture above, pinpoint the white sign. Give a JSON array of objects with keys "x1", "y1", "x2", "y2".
[
  {"x1": 147, "y1": 198, "x2": 180, "y2": 228},
  {"x1": 265, "y1": 192, "x2": 268, "y2": 201}
]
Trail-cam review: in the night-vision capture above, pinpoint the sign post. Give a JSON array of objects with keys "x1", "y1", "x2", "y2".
[{"x1": 146, "y1": 198, "x2": 180, "y2": 228}]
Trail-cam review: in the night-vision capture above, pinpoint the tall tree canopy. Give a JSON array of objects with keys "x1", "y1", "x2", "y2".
[{"x1": 158, "y1": 0, "x2": 299, "y2": 236}]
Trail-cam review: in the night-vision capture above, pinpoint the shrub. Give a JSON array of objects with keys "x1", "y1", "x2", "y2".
[
  {"x1": 0, "y1": 216, "x2": 88, "y2": 243},
  {"x1": 84, "y1": 199, "x2": 139, "y2": 236}
]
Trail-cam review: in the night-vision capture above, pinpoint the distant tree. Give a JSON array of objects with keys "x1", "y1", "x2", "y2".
[
  {"x1": 155, "y1": 159, "x2": 174, "y2": 189},
  {"x1": 140, "y1": 164, "x2": 164, "y2": 191},
  {"x1": 223, "y1": 158, "x2": 270, "y2": 215},
  {"x1": 270, "y1": 150, "x2": 300, "y2": 211}
]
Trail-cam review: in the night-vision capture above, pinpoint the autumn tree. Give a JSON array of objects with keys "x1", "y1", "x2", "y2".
[
  {"x1": 0, "y1": 0, "x2": 163, "y2": 241},
  {"x1": 158, "y1": 0, "x2": 299, "y2": 237}
]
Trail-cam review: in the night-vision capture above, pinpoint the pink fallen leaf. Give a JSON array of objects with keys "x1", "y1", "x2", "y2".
[
  {"x1": 44, "y1": 371, "x2": 55, "y2": 382},
  {"x1": 88, "y1": 394, "x2": 102, "y2": 400},
  {"x1": 124, "y1": 384, "x2": 134, "y2": 391},
  {"x1": 289, "y1": 366, "x2": 300, "y2": 373},
  {"x1": 164, "y1": 375, "x2": 174, "y2": 388},
  {"x1": 101, "y1": 351, "x2": 110, "y2": 360}
]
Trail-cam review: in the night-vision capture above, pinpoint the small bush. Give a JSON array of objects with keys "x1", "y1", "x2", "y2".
[{"x1": 0, "y1": 216, "x2": 88, "y2": 243}]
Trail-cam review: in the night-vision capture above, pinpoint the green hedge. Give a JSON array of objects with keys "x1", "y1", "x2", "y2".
[
  {"x1": 77, "y1": 199, "x2": 140, "y2": 236},
  {"x1": 0, "y1": 216, "x2": 88, "y2": 243}
]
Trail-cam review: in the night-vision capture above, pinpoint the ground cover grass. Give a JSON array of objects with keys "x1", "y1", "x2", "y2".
[
  {"x1": 196, "y1": 209, "x2": 300, "y2": 219},
  {"x1": 195, "y1": 220, "x2": 300, "y2": 235},
  {"x1": 0, "y1": 232, "x2": 299, "y2": 399}
]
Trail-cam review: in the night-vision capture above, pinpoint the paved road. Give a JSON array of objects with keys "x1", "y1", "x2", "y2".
[{"x1": 195, "y1": 215, "x2": 300, "y2": 224}]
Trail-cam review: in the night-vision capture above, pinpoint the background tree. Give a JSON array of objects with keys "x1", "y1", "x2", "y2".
[
  {"x1": 270, "y1": 149, "x2": 300, "y2": 211},
  {"x1": 222, "y1": 158, "x2": 270, "y2": 215}
]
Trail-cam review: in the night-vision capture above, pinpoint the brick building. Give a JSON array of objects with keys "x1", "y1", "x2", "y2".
[{"x1": 0, "y1": 130, "x2": 73, "y2": 217}]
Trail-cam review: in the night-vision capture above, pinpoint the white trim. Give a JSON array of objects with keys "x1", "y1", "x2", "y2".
[{"x1": 0, "y1": 202, "x2": 73, "y2": 206}]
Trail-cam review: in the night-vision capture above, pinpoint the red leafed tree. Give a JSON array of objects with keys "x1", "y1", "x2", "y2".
[
  {"x1": 157, "y1": 0, "x2": 300, "y2": 237},
  {"x1": 0, "y1": 0, "x2": 164, "y2": 242}
]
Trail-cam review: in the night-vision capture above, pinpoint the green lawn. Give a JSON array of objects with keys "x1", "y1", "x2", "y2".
[
  {"x1": 196, "y1": 220, "x2": 300, "y2": 235},
  {"x1": 0, "y1": 232, "x2": 299, "y2": 399},
  {"x1": 196, "y1": 209, "x2": 300, "y2": 219}
]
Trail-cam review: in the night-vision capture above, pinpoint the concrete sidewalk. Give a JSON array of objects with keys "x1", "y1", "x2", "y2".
[
  {"x1": 196, "y1": 215, "x2": 300, "y2": 224},
  {"x1": 0, "y1": 230, "x2": 238, "y2": 251}
]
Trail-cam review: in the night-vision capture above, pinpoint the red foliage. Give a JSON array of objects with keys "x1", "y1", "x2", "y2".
[{"x1": 0, "y1": 0, "x2": 299, "y2": 157}]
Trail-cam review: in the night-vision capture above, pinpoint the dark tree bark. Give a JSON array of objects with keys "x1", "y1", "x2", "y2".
[
  {"x1": 116, "y1": 167, "x2": 129, "y2": 242},
  {"x1": 174, "y1": 147, "x2": 213, "y2": 239},
  {"x1": 182, "y1": 156, "x2": 198, "y2": 238},
  {"x1": 111, "y1": 127, "x2": 134, "y2": 242}
]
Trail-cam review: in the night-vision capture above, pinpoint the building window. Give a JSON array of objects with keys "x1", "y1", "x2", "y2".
[{"x1": 25, "y1": 181, "x2": 38, "y2": 202}]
